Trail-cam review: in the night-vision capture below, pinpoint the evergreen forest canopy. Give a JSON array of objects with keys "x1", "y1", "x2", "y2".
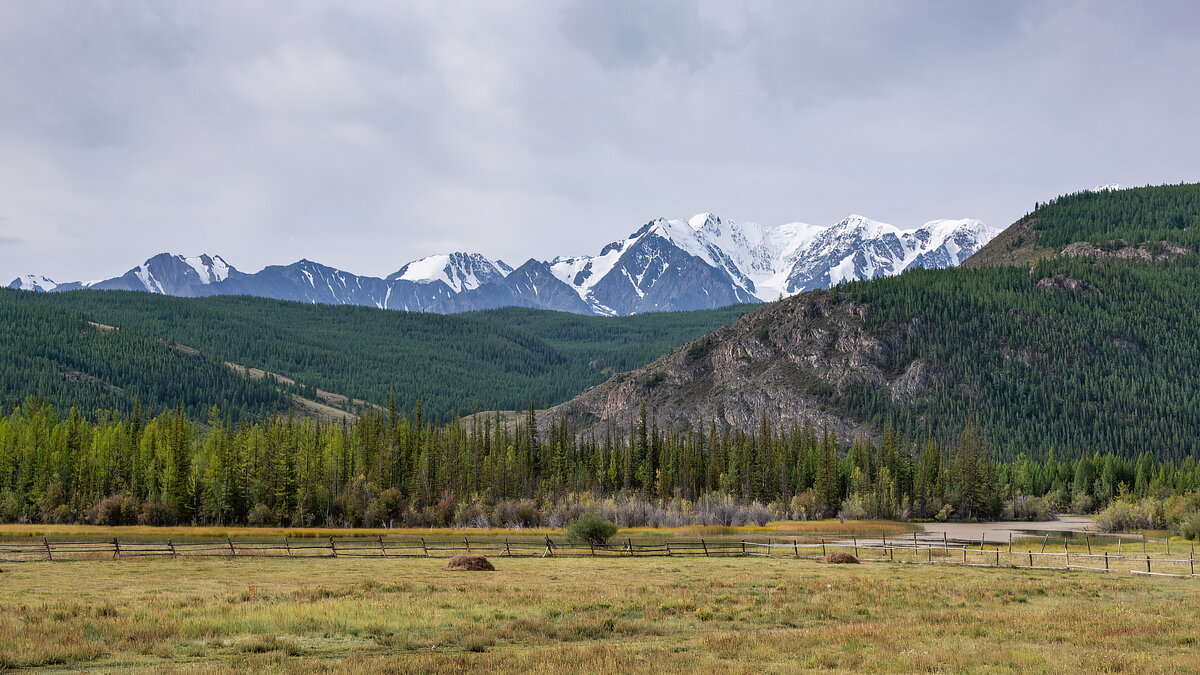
[
  {"x1": 1, "y1": 400, "x2": 1197, "y2": 528},
  {"x1": 789, "y1": 183, "x2": 1200, "y2": 462},
  {"x1": 3, "y1": 183, "x2": 1200, "y2": 527},
  {"x1": 0, "y1": 289, "x2": 750, "y2": 420}
]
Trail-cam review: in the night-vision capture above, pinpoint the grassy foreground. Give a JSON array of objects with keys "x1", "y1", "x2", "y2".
[{"x1": 1, "y1": 556, "x2": 1197, "y2": 673}]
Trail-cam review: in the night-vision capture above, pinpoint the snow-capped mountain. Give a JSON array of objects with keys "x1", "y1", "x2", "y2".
[
  {"x1": 76, "y1": 253, "x2": 242, "y2": 297},
  {"x1": 548, "y1": 213, "x2": 997, "y2": 313},
  {"x1": 10, "y1": 274, "x2": 59, "y2": 292},
  {"x1": 388, "y1": 253, "x2": 513, "y2": 293},
  {"x1": 6, "y1": 212, "x2": 997, "y2": 315}
]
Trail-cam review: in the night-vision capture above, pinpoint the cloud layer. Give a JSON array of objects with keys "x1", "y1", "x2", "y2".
[{"x1": 2, "y1": 0, "x2": 1198, "y2": 282}]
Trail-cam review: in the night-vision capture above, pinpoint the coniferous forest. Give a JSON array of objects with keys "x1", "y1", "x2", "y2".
[
  {"x1": 2, "y1": 184, "x2": 1200, "y2": 528},
  {"x1": 2, "y1": 399, "x2": 1198, "y2": 529}
]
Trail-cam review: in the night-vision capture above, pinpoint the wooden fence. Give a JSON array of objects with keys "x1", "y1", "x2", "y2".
[{"x1": 1, "y1": 534, "x2": 1196, "y2": 578}]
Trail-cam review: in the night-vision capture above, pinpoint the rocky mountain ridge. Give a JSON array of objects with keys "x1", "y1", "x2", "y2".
[{"x1": 9, "y1": 212, "x2": 996, "y2": 316}]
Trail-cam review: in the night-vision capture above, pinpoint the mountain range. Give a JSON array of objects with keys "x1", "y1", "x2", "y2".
[{"x1": 8, "y1": 213, "x2": 997, "y2": 316}]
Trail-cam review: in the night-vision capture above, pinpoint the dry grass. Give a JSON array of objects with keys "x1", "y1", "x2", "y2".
[
  {"x1": 0, "y1": 519, "x2": 919, "y2": 543},
  {"x1": 1, "y1": 552, "x2": 1197, "y2": 672}
]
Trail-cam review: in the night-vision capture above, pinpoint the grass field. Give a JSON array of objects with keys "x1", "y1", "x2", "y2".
[
  {"x1": 0, "y1": 520, "x2": 919, "y2": 543},
  {"x1": 2, "y1": 554, "x2": 1197, "y2": 672}
]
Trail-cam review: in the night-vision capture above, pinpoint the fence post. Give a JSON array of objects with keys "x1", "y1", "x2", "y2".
[
  {"x1": 943, "y1": 532, "x2": 948, "y2": 557},
  {"x1": 927, "y1": 545, "x2": 932, "y2": 563},
  {"x1": 228, "y1": 537, "x2": 237, "y2": 558},
  {"x1": 1040, "y1": 534, "x2": 1049, "y2": 553},
  {"x1": 590, "y1": 541, "x2": 595, "y2": 557},
  {"x1": 701, "y1": 539, "x2": 709, "y2": 557},
  {"x1": 888, "y1": 543, "x2": 894, "y2": 563},
  {"x1": 284, "y1": 537, "x2": 292, "y2": 557},
  {"x1": 1165, "y1": 537, "x2": 1171, "y2": 556},
  {"x1": 1064, "y1": 541, "x2": 1069, "y2": 569},
  {"x1": 628, "y1": 538, "x2": 634, "y2": 556},
  {"x1": 113, "y1": 537, "x2": 121, "y2": 561},
  {"x1": 1190, "y1": 548, "x2": 1195, "y2": 576},
  {"x1": 421, "y1": 537, "x2": 429, "y2": 557},
  {"x1": 793, "y1": 540, "x2": 799, "y2": 558},
  {"x1": 329, "y1": 536, "x2": 337, "y2": 558},
  {"x1": 1028, "y1": 552, "x2": 1033, "y2": 568},
  {"x1": 1146, "y1": 554, "x2": 1152, "y2": 573},
  {"x1": 504, "y1": 539, "x2": 511, "y2": 557},
  {"x1": 962, "y1": 546, "x2": 967, "y2": 563},
  {"x1": 380, "y1": 535, "x2": 387, "y2": 557},
  {"x1": 853, "y1": 537, "x2": 859, "y2": 559},
  {"x1": 1104, "y1": 551, "x2": 1109, "y2": 571},
  {"x1": 1085, "y1": 536, "x2": 1092, "y2": 555},
  {"x1": 168, "y1": 539, "x2": 177, "y2": 559},
  {"x1": 1117, "y1": 538, "x2": 1122, "y2": 556},
  {"x1": 995, "y1": 549, "x2": 1000, "y2": 567},
  {"x1": 1008, "y1": 532, "x2": 1013, "y2": 553},
  {"x1": 43, "y1": 536, "x2": 52, "y2": 561},
  {"x1": 666, "y1": 542, "x2": 672, "y2": 557},
  {"x1": 740, "y1": 541, "x2": 746, "y2": 557},
  {"x1": 821, "y1": 539, "x2": 826, "y2": 558},
  {"x1": 464, "y1": 537, "x2": 471, "y2": 554},
  {"x1": 544, "y1": 536, "x2": 554, "y2": 557}
]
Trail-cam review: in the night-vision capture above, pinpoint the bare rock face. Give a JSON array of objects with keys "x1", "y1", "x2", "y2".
[
  {"x1": 546, "y1": 290, "x2": 931, "y2": 442},
  {"x1": 1060, "y1": 240, "x2": 1188, "y2": 262},
  {"x1": 1035, "y1": 274, "x2": 1101, "y2": 296}
]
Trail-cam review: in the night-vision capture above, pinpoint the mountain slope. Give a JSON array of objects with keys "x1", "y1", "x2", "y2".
[
  {"x1": 9, "y1": 211, "x2": 995, "y2": 316},
  {"x1": 0, "y1": 289, "x2": 751, "y2": 418},
  {"x1": 549, "y1": 183, "x2": 1200, "y2": 461},
  {"x1": 0, "y1": 293, "x2": 290, "y2": 420}
]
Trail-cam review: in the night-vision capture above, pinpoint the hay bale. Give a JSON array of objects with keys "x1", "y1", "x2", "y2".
[
  {"x1": 818, "y1": 552, "x2": 859, "y2": 564},
  {"x1": 443, "y1": 554, "x2": 495, "y2": 571}
]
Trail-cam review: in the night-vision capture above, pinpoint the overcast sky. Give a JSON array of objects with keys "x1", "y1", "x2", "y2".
[{"x1": 2, "y1": 0, "x2": 1198, "y2": 282}]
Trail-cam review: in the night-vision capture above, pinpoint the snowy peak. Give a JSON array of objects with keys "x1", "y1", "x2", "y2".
[
  {"x1": 7, "y1": 274, "x2": 58, "y2": 292},
  {"x1": 546, "y1": 212, "x2": 996, "y2": 307},
  {"x1": 388, "y1": 252, "x2": 512, "y2": 293},
  {"x1": 7, "y1": 210, "x2": 995, "y2": 316}
]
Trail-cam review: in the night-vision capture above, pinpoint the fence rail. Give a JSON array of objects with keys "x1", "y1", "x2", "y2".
[{"x1": 1, "y1": 534, "x2": 1196, "y2": 578}]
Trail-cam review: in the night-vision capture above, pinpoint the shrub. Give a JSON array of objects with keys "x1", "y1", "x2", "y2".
[
  {"x1": 836, "y1": 496, "x2": 868, "y2": 521},
  {"x1": 1094, "y1": 499, "x2": 1171, "y2": 532},
  {"x1": 566, "y1": 513, "x2": 618, "y2": 546},
  {"x1": 138, "y1": 501, "x2": 176, "y2": 526},
  {"x1": 1177, "y1": 511, "x2": 1200, "y2": 541},
  {"x1": 246, "y1": 503, "x2": 274, "y2": 527},
  {"x1": 92, "y1": 493, "x2": 140, "y2": 526},
  {"x1": 1002, "y1": 495, "x2": 1055, "y2": 522}
]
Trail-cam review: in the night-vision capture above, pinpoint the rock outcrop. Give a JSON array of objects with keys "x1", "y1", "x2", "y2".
[{"x1": 545, "y1": 290, "x2": 928, "y2": 440}]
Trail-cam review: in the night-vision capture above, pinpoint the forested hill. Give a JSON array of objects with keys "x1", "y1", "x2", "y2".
[
  {"x1": 550, "y1": 183, "x2": 1200, "y2": 462},
  {"x1": 0, "y1": 289, "x2": 750, "y2": 419},
  {"x1": 964, "y1": 182, "x2": 1200, "y2": 268}
]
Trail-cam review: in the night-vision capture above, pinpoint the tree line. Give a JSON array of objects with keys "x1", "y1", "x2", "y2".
[{"x1": 2, "y1": 399, "x2": 1197, "y2": 528}]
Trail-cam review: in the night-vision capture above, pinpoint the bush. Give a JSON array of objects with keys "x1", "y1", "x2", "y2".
[
  {"x1": 1094, "y1": 499, "x2": 1171, "y2": 532},
  {"x1": 1002, "y1": 495, "x2": 1055, "y2": 522},
  {"x1": 138, "y1": 501, "x2": 176, "y2": 526},
  {"x1": 246, "y1": 503, "x2": 274, "y2": 527},
  {"x1": 566, "y1": 513, "x2": 618, "y2": 546},
  {"x1": 92, "y1": 493, "x2": 140, "y2": 526},
  {"x1": 836, "y1": 496, "x2": 868, "y2": 521},
  {"x1": 1177, "y1": 511, "x2": 1200, "y2": 541}
]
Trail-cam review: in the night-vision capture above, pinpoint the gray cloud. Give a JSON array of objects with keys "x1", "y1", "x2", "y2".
[{"x1": 1, "y1": 0, "x2": 1198, "y2": 284}]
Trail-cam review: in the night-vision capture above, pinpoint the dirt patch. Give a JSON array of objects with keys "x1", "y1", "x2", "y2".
[
  {"x1": 817, "y1": 552, "x2": 859, "y2": 564},
  {"x1": 443, "y1": 554, "x2": 495, "y2": 571}
]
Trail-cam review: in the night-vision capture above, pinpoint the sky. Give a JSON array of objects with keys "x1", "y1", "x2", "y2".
[{"x1": 2, "y1": 0, "x2": 1199, "y2": 283}]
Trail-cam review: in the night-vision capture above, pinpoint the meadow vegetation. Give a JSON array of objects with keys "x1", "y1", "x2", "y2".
[{"x1": 0, "y1": 555, "x2": 1197, "y2": 672}]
